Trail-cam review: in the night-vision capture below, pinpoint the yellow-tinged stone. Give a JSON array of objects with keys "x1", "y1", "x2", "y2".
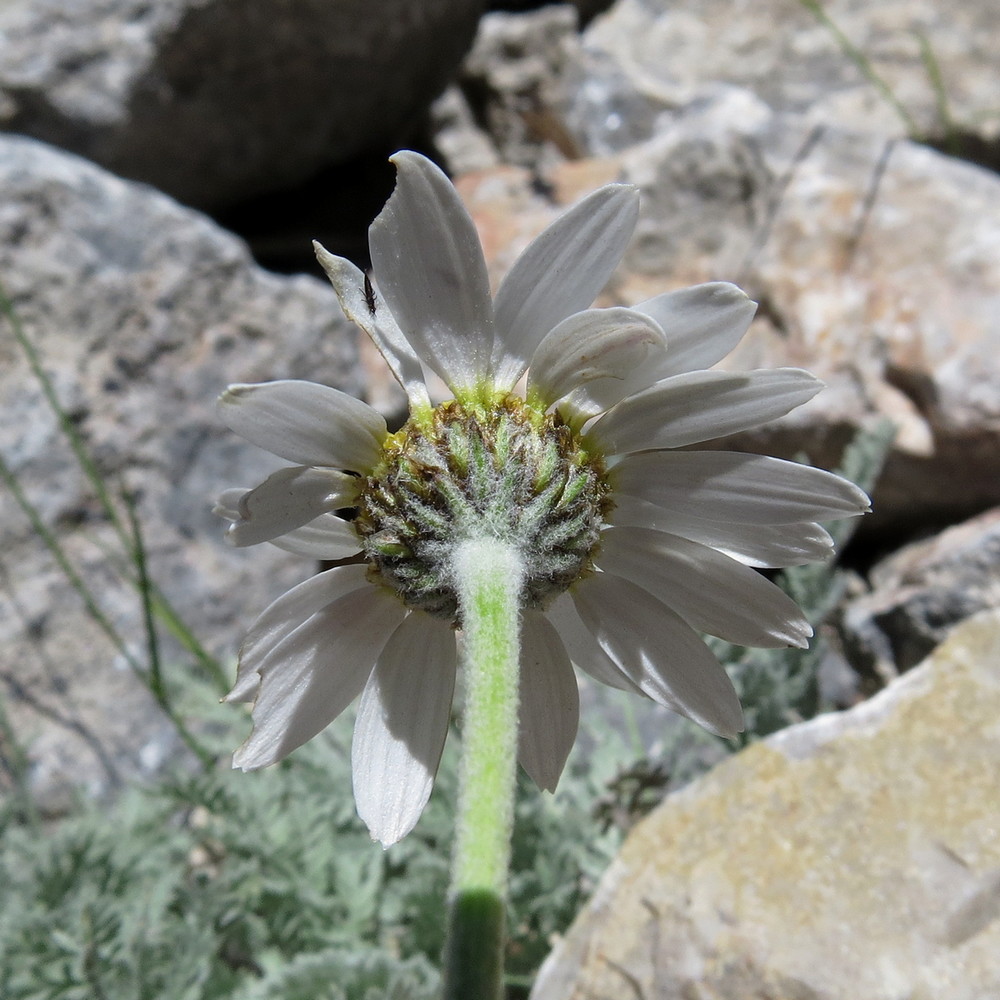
[{"x1": 531, "y1": 610, "x2": 1000, "y2": 1000}]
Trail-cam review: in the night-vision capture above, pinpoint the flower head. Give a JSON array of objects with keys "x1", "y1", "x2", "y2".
[{"x1": 216, "y1": 151, "x2": 869, "y2": 846}]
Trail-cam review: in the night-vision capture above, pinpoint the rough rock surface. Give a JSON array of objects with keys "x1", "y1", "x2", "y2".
[
  {"x1": 841, "y1": 506, "x2": 1000, "y2": 686},
  {"x1": 581, "y1": 0, "x2": 1000, "y2": 148},
  {"x1": 531, "y1": 610, "x2": 1000, "y2": 1000},
  {"x1": 0, "y1": 135, "x2": 366, "y2": 806},
  {"x1": 451, "y1": 93, "x2": 1000, "y2": 532},
  {"x1": 0, "y1": 0, "x2": 486, "y2": 209},
  {"x1": 619, "y1": 96, "x2": 1000, "y2": 533},
  {"x1": 443, "y1": 6, "x2": 584, "y2": 172}
]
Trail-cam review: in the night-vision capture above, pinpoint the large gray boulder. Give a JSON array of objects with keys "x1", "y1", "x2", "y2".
[
  {"x1": 0, "y1": 0, "x2": 486, "y2": 209},
  {"x1": 0, "y1": 134, "x2": 365, "y2": 806}
]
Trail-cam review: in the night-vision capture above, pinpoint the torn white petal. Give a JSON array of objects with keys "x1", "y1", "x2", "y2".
[{"x1": 313, "y1": 243, "x2": 430, "y2": 409}]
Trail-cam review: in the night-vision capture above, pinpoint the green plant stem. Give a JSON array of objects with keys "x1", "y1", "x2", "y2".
[
  {"x1": 124, "y1": 492, "x2": 215, "y2": 768},
  {"x1": 798, "y1": 0, "x2": 920, "y2": 136},
  {"x1": 0, "y1": 452, "x2": 144, "y2": 676},
  {"x1": 0, "y1": 679, "x2": 40, "y2": 829},
  {"x1": 916, "y1": 31, "x2": 956, "y2": 150},
  {"x1": 444, "y1": 537, "x2": 525, "y2": 1000},
  {"x1": 0, "y1": 451, "x2": 215, "y2": 768}
]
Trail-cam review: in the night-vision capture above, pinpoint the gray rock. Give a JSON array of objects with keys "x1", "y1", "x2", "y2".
[
  {"x1": 581, "y1": 0, "x2": 999, "y2": 148},
  {"x1": 429, "y1": 84, "x2": 502, "y2": 176},
  {"x1": 531, "y1": 609, "x2": 1000, "y2": 1000},
  {"x1": 841, "y1": 507, "x2": 1000, "y2": 687},
  {"x1": 0, "y1": 134, "x2": 365, "y2": 807},
  {"x1": 450, "y1": 6, "x2": 583, "y2": 171},
  {"x1": 0, "y1": 0, "x2": 486, "y2": 209},
  {"x1": 489, "y1": 0, "x2": 612, "y2": 27},
  {"x1": 433, "y1": 4, "x2": 650, "y2": 177},
  {"x1": 618, "y1": 94, "x2": 1000, "y2": 532},
  {"x1": 438, "y1": 1, "x2": 998, "y2": 179}
]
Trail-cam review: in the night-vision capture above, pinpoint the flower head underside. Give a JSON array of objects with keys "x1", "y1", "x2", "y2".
[{"x1": 215, "y1": 151, "x2": 870, "y2": 846}]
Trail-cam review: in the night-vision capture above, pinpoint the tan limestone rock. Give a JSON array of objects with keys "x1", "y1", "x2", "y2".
[{"x1": 531, "y1": 610, "x2": 1000, "y2": 1000}]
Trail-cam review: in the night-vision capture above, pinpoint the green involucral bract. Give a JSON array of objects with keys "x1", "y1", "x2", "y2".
[{"x1": 355, "y1": 394, "x2": 613, "y2": 622}]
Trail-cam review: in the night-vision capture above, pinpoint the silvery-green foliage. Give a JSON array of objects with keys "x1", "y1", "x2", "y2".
[
  {"x1": 0, "y1": 796, "x2": 216, "y2": 1000},
  {"x1": 233, "y1": 949, "x2": 439, "y2": 1000},
  {"x1": 0, "y1": 707, "x2": 628, "y2": 1000}
]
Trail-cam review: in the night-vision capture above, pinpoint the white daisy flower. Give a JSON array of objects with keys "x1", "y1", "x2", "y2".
[{"x1": 216, "y1": 151, "x2": 869, "y2": 847}]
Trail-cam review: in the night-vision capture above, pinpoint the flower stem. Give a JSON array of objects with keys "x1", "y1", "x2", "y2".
[{"x1": 444, "y1": 536, "x2": 525, "y2": 1000}]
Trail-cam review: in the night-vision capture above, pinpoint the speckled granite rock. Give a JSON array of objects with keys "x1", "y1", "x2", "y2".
[
  {"x1": 616, "y1": 96, "x2": 1000, "y2": 533},
  {"x1": 436, "y1": 5, "x2": 583, "y2": 174},
  {"x1": 0, "y1": 134, "x2": 365, "y2": 806},
  {"x1": 531, "y1": 609, "x2": 1000, "y2": 1000}
]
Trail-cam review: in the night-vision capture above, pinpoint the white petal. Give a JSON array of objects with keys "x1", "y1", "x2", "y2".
[
  {"x1": 313, "y1": 243, "x2": 430, "y2": 410},
  {"x1": 267, "y1": 514, "x2": 363, "y2": 560},
  {"x1": 218, "y1": 381, "x2": 387, "y2": 471},
  {"x1": 233, "y1": 586, "x2": 405, "y2": 770},
  {"x1": 526, "y1": 307, "x2": 667, "y2": 415},
  {"x1": 598, "y1": 526, "x2": 811, "y2": 648},
  {"x1": 545, "y1": 592, "x2": 641, "y2": 694},
  {"x1": 611, "y1": 451, "x2": 871, "y2": 525},
  {"x1": 518, "y1": 612, "x2": 579, "y2": 792},
  {"x1": 352, "y1": 613, "x2": 457, "y2": 846},
  {"x1": 610, "y1": 495, "x2": 835, "y2": 567},
  {"x1": 368, "y1": 151, "x2": 495, "y2": 395},
  {"x1": 227, "y1": 563, "x2": 371, "y2": 701},
  {"x1": 588, "y1": 368, "x2": 823, "y2": 454},
  {"x1": 573, "y1": 573, "x2": 744, "y2": 737},
  {"x1": 226, "y1": 671, "x2": 265, "y2": 706},
  {"x1": 633, "y1": 282, "x2": 757, "y2": 378},
  {"x1": 226, "y1": 467, "x2": 360, "y2": 546},
  {"x1": 213, "y1": 487, "x2": 246, "y2": 521},
  {"x1": 492, "y1": 184, "x2": 640, "y2": 388}
]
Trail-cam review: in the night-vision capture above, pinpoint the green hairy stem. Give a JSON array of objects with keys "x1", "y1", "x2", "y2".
[{"x1": 444, "y1": 537, "x2": 525, "y2": 1000}]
